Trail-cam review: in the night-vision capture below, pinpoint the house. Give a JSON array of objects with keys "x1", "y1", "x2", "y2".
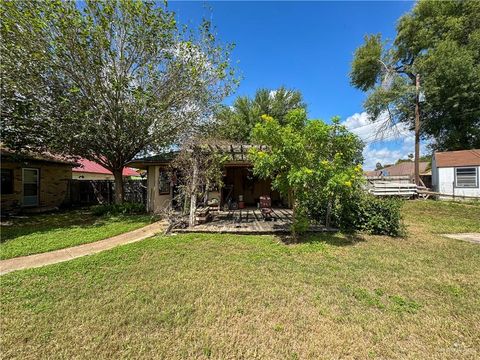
[
  {"x1": 1, "y1": 148, "x2": 77, "y2": 213},
  {"x1": 365, "y1": 161, "x2": 431, "y2": 188},
  {"x1": 72, "y1": 158, "x2": 139, "y2": 180},
  {"x1": 127, "y1": 145, "x2": 285, "y2": 214},
  {"x1": 431, "y1": 149, "x2": 480, "y2": 199}
]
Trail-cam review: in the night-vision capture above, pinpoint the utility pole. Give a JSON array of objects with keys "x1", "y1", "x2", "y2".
[{"x1": 414, "y1": 73, "x2": 421, "y2": 186}]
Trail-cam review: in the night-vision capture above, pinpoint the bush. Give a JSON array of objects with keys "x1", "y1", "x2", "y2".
[
  {"x1": 334, "y1": 192, "x2": 405, "y2": 237},
  {"x1": 291, "y1": 209, "x2": 310, "y2": 235},
  {"x1": 91, "y1": 202, "x2": 146, "y2": 216}
]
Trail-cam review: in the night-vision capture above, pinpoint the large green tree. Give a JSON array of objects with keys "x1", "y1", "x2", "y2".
[
  {"x1": 351, "y1": 0, "x2": 480, "y2": 152},
  {"x1": 214, "y1": 86, "x2": 306, "y2": 142},
  {"x1": 1, "y1": 0, "x2": 237, "y2": 203},
  {"x1": 249, "y1": 109, "x2": 364, "y2": 236}
]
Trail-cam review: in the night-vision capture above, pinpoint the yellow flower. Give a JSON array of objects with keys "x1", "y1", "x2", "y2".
[
  {"x1": 261, "y1": 114, "x2": 274, "y2": 122},
  {"x1": 355, "y1": 164, "x2": 363, "y2": 172},
  {"x1": 344, "y1": 180, "x2": 352, "y2": 187}
]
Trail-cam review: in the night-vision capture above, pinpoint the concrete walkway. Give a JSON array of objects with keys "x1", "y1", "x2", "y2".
[
  {"x1": 0, "y1": 221, "x2": 166, "y2": 275},
  {"x1": 442, "y1": 233, "x2": 480, "y2": 244}
]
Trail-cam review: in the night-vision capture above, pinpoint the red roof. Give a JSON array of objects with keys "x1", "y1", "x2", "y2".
[
  {"x1": 73, "y1": 158, "x2": 138, "y2": 176},
  {"x1": 435, "y1": 149, "x2": 480, "y2": 168}
]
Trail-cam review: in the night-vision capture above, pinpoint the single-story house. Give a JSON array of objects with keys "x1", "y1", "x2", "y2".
[
  {"x1": 365, "y1": 161, "x2": 431, "y2": 188},
  {"x1": 431, "y1": 149, "x2": 480, "y2": 199},
  {"x1": 72, "y1": 158, "x2": 139, "y2": 180},
  {"x1": 1, "y1": 148, "x2": 77, "y2": 213},
  {"x1": 128, "y1": 145, "x2": 285, "y2": 214}
]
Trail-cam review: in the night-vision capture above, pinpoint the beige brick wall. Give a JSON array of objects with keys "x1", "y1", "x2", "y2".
[{"x1": 1, "y1": 162, "x2": 72, "y2": 211}]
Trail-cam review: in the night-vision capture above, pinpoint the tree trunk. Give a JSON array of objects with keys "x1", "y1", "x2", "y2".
[
  {"x1": 414, "y1": 73, "x2": 421, "y2": 186},
  {"x1": 290, "y1": 191, "x2": 299, "y2": 241},
  {"x1": 325, "y1": 198, "x2": 332, "y2": 229},
  {"x1": 189, "y1": 157, "x2": 199, "y2": 227},
  {"x1": 113, "y1": 169, "x2": 124, "y2": 204}
]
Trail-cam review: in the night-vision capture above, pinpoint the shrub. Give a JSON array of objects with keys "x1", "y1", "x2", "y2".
[
  {"x1": 91, "y1": 202, "x2": 146, "y2": 216},
  {"x1": 291, "y1": 209, "x2": 310, "y2": 235},
  {"x1": 334, "y1": 192, "x2": 405, "y2": 237}
]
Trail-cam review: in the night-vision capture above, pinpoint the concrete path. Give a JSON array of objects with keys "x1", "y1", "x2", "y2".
[
  {"x1": 0, "y1": 221, "x2": 166, "y2": 275},
  {"x1": 442, "y1": 233, "x2": 480, "y2": 244}
]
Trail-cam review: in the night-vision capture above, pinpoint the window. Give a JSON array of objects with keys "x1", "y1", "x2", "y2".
[
  {"x1": 455, "y1": 167, "x2": 478, "y2": 188},
  {"x1": 1, "y1": 169, "x2": 14, "y2": 194},
  {"x1": 22, "y1": 168, "x2": 39, "y2": 206},
  {"x1": 158, "y1": 170, "x2": 170, "y2": 194}
]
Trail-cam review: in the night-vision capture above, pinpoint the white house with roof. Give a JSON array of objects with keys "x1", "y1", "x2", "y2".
[{"x1": 431, "y1": 149, "x2": 480, "y2": 199}]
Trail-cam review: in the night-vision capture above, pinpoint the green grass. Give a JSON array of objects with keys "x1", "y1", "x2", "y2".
[
  {"x1": 403, "y1": 200, "x2": 480, "y2": 233},
  {"x1": 1, "y1": 201, "x2": 479, "y2": 359},
  {"x1": 0, "y1": 210, "x2": 154, "y2": 259}
]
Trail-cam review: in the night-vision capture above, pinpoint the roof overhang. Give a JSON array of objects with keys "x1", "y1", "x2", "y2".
[
  {"x1": 127, "y1": 144, "x2": 264, "y2": 169},
  {"x1": 0, "y1": 148, "x2": 78, "y2": 167}
]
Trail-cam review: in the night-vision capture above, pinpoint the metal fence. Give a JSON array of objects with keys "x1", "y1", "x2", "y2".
[{"x1": 67, "y1": 180, "x2": 147, "y2": 205}]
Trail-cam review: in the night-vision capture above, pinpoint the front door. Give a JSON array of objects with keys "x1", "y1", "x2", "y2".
[{"x1": 23, "y1": 168, "x2": 39, "y2": 206}]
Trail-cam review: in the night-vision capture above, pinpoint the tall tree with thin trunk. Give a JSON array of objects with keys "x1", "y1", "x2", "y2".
[
  {"x1": 350, "y1": 0, "x2": 480, "y2": 182},
  {"x1": 350, "y1": 34, "x2": 422, "y2": 184},
  {"x1": 1, "y1": 0, "x2": 237, "y2": 203}
]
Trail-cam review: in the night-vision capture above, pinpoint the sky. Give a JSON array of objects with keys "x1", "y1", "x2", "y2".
[{"x1": 169, "y1": 1, "x2": 420, "y2": 170}]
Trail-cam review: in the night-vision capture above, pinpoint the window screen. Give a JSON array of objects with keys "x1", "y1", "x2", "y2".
[{"x1": 455, "y1": 167, "x2": 477, "y2": 188}]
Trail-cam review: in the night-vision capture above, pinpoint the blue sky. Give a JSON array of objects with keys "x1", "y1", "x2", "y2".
[{"x1": 170, "y1": 1, "x2": 419, "y2": 169}]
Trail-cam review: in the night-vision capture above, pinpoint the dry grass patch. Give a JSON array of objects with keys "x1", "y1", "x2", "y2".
[{"x1": 1, "y1": 201, "x2": 479, "y2": 359}]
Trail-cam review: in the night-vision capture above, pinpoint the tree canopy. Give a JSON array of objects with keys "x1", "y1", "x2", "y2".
[
  {"x1": 213, "y1": 86, "x2": 306, "y2": 142},
  {"x1": 350, "y1": 0, "x2": 480, "y2": 151},
  {"x1": 1, "y1": 0, "x2": 237, "y2": 202},
  {"x1": 249, "y1": 109, "x2": 364, "y2": 235}
]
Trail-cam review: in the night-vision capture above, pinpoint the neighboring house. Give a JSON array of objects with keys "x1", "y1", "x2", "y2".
[
  {"x1": 431, "y1": 149, "x2": 480, "y2": 199},
  {"x1": 128, "y1": 145, "x2": 285, "y2": 214},
  {"x1": 72, "y1": 158, "x2": 139, "y2": 180},
  {"x1": 1, "y1": 148, "x2": 77, "y2": 213},
  {"x1": 365, "y1": 161, "x2": 431, "y2": 188}
]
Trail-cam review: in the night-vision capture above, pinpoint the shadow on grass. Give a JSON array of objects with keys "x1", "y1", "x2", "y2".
[
  {"x1": 0, "y1": 209, "x2": 149, "y2": 243},
  {"x1": 277, "y1": 232, "x2": 365, "y2": 247}
]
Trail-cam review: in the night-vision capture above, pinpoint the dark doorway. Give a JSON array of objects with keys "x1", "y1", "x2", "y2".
[{"x1": 222, "y1": 166, "x2": 284, "y2": 207}]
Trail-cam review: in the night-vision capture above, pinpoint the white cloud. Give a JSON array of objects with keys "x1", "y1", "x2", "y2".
[
  {"x1": 342, "y1": 112, "x2": 428, "y2": 170},
  {"x1": 342, "y1": 112, "x2": 411, "y2": 143},
  {"x1": 362, "y1": 144, "x2": 405, "y2": 170}
]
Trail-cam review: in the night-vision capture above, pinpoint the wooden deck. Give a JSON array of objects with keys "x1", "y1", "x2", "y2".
[{"x1": 175, "y1": 208, "x2": 332, "y2": 234}]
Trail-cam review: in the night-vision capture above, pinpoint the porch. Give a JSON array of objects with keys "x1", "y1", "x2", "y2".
[{"x1": 175, "y1": 208, "x2": 333, "y2": 234}]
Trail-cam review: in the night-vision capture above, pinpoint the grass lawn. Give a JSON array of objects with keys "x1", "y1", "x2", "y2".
[
  {"x1": 0, "y1": 210, "x2": 154, "y2": 260},
  {"x1": 1, "y1": 200, "x2": 479, "y2": 359}
]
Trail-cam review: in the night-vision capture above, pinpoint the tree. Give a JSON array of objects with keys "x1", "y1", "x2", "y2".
[
  {"x1": 395, "y1": 154, "x2": 430, "y2": 165},
  {"x1": 171, "y1": 138, "x2": 228, "y2": 227},
  {"x1": 1, "y1": 0, "x2": 237, "y2": 203},
  {"x1": 350, "y1": 0, "x2": 480, "y2": 183},
  {"x1": 213, "y1": 86, "x2": 306, "y2": 142},
  {"x1": 249, "y1": 109, "x2": 364, "y2": 236}
]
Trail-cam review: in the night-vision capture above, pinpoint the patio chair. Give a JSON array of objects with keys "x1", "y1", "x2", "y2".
[{"x1": 259, "y1": 196, "x2": 274, "y2": 221}]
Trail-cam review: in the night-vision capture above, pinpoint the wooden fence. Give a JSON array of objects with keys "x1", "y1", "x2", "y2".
[{"x1": 67, "y1": 180, "x2": 147, "y2": 205}]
